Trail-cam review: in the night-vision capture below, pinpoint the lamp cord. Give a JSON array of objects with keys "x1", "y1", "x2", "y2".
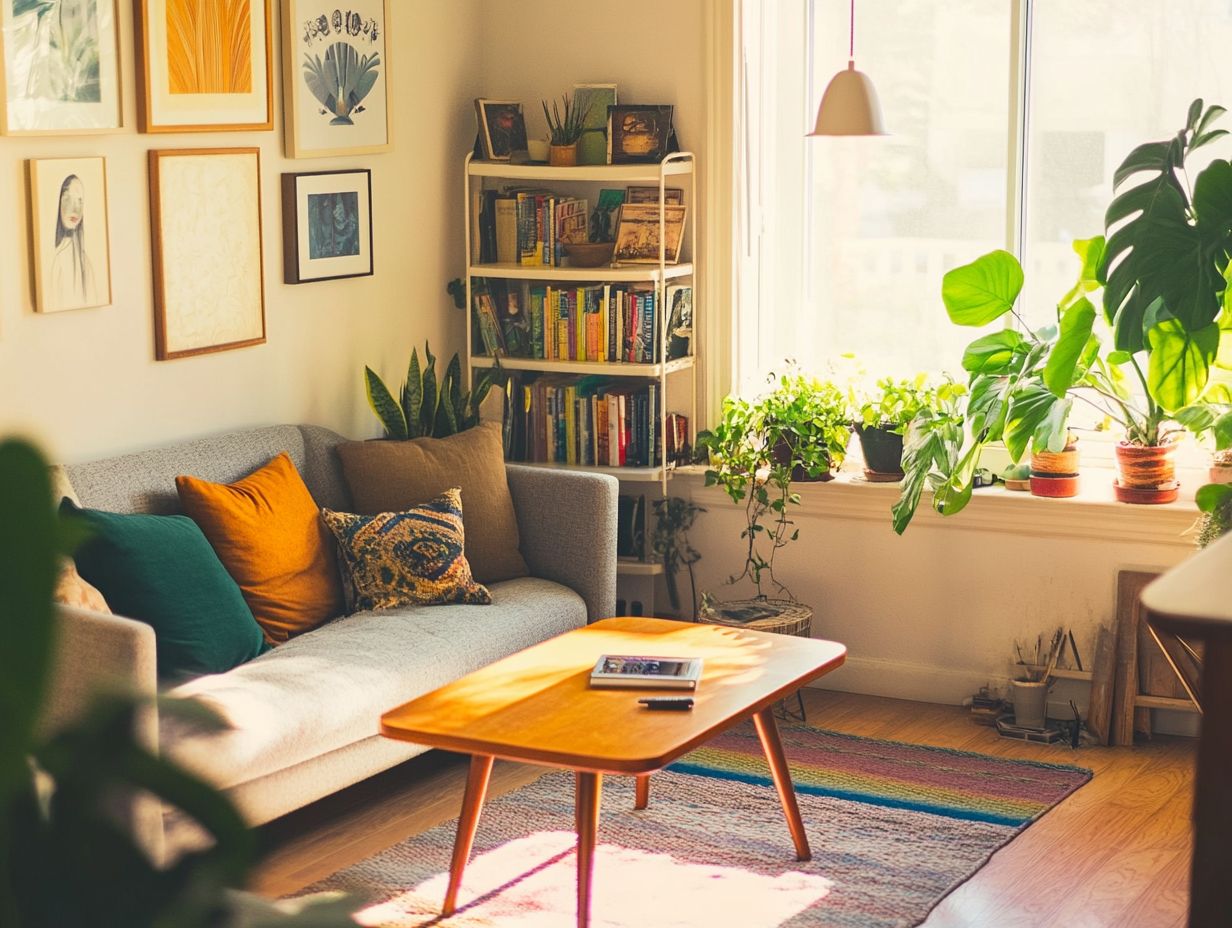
[{"x1": 849, "y1": 0, "x2": 855, "y2": 59}]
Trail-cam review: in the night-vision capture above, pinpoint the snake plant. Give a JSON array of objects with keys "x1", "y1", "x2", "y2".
[{"x1": 365, "y1": 343, "x2": 496, "y2": 440}]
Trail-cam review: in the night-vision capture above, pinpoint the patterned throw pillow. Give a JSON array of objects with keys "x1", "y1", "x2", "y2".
[{"x1": 321, "y1": 488, "x2": 492, "y2": 612}]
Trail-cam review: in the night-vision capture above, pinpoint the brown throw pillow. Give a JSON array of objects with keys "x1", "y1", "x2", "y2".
[{"x1": 336, "y1": 422, "x2": 528, "y2": 584}]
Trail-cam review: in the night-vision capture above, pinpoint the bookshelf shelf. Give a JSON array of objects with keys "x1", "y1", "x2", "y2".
[
  {"x1": 468, "y1": 160, "x2": 694, "y2": 183},
  {"x1": 470, "y1": 355, "x2": 694, "y2": 378},
  {"x1": 467, "y1": 262, "x2": 693, "y2": 283},
  {"x1": 617, "y1": 559, "x2": 665, "y2": 577}
]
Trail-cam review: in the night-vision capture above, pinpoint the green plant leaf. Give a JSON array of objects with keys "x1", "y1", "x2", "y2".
[
  {"x1": 421, "y1": 348, "x2": 439, "y2": 436},
  {"x1": 364, "y1": 367, "x2": 408, "y2": 440},
  {"x1": 941, "y1": 250, "x2": 1024, "y2": 326},
  {"x1": 1044, "y1": 297, "x2": 1096, "y2": 396},
  {"x1": 962, "y1": 330, "x2": 1026, "y2": 374},
  {"x1": 1111, "y1": 138, "x2": 1176, "y2": 189},
  {"x1": 1197, "y1": 481, "x2": 1232, "y2": 512},
  {"x1": 402, "y1": 350, "x2": 423, "y2": 439},
  {"x1": 1214, "y1": 410, "x2": 1232, "y2": 450},
  {"x1": 1147, "y1": 319, "x2": 1219, "y2": 411},
  {"x1": 1004, "y1": 384, "x2": 1067, "y2": 462}
]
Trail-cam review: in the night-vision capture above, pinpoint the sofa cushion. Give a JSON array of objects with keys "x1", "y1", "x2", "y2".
[
  {"x1": 322, "y1": 489, "x2": 491, "y2": 611},
  {"x1": 164, "y1": 576, "x2": 587, "y2": 790},
  {"x1": 176, "y1": 452, "x2": 346, "y2": 645},
  {"x1": 335, "y1": 423, "x2": 529, "y2": 585},
  {"x1": 65, "y1": 502, "x2": 267, "y2": 680}
]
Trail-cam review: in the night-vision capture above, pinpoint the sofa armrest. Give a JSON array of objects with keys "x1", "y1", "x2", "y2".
[{"x1": 506, "y1": 465, "x2": 618, "y2": 623}]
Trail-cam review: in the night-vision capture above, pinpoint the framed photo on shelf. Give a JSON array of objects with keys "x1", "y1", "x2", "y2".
[
  {"x1": 281, "y1": 169, "x2": 373, "y2": 284},
  {"x1": 149, "y1": 148, "x2": 265, "y2": 360},
  {"x1": 0, "y1": 0, "x2": 123, "y2": 135},
  {"x1": 28, "y1": 156, "x2": 111, "y2": 312},
  {"x1": 474, "y1": 99, "x2": 528, "y2": 161},
  {"x1": 612, "y1": 202, "x2": 687, "y2": 265},
  {"x1": 573, "y1": 82, "x2": 616, "y2": 165},
  {"x1": 282, "y1": 0, "x2": 391, "y2": 158},
  {"x1": 136, "y1": 0, "x2": 273, "y2": 132},
  {"x1": 625, "y1": 186, "x2": 684, "y2": 205},
  {"x1": 607, "y1": 104, "x2": 674, "y2": 164}
]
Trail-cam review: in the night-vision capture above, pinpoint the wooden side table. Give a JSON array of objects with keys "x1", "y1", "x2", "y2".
[
  {"x1": 1141, "y1": 531, "x2": 1232, "y2": 928},
  {"x1": 697, "y1": 598, "x2": 814, "y2": 721}
]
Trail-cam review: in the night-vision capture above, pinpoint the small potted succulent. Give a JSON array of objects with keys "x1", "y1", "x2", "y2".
[
  {"x1": 852, "y1": 375, "x2": 960, "y2": 481},
  {"x1": 541, "y1": 93, "x2": 591, "y2": 166}
]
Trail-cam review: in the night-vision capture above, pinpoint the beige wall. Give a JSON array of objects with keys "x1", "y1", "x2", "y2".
[{"x1": 0, "y1": 0, "x2": 484, "y2": 463}]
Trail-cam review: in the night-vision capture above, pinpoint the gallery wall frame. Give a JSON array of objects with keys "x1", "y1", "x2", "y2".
[
  {"x1": 149, "y1": 148, "x2": 266, "y2": 360},
  {"x1": 282, "y1": 0, "x2": 391, "y2": 159},
  {"x1": 281, "y1": 169, "x2": 373, "y2": 284},
  {"x1": 28, "y1": 156, "x2": 112, "y2": 312},
  {"x1": 135, "y1": 0, "x2": 274, "y2": 133},
  {"x1": 0, "y1": 0, "x2": 124, "y2": 135}
]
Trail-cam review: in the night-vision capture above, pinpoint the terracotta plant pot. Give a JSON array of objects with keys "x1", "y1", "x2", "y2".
[
  {"x1": 548, "y1": 142, "x2": 578, "y2": 166},
  {"x1": 1210, "y1": 457, "x2": 1232, "y2": 485},
  {"x1": 854, "y1": 424, "x2": 904, "y2": 481},
  {"x1": 1030, "y1": 438, "x2": 1079, "y2": 499},
  {"x1": 1114, "y1": 441, "x2": 1179, "y2": 504}
]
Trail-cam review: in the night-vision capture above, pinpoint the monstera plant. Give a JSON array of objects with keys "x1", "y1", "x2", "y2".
[
  {"x1": 303, "y1": 42, "x2": 381, "y2": 125},
  {"x1": 365, "y1": 343, "x2": 496, "y2": 440}
]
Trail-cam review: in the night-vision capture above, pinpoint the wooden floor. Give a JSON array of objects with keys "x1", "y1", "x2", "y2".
[{"x1": 252, "y1": 690, "x2": 1195, "y2": 927}]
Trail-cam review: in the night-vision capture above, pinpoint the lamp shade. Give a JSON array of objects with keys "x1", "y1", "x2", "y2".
[{"x1": 808, "y1": 61, "x2": 886, "y2": 137}]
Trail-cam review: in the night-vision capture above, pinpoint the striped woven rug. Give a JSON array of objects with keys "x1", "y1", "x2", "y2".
[{"x1": 302, "y1": 724, "x2": 1091, "y2": 928}]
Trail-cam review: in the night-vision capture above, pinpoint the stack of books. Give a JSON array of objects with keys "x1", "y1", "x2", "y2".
[{"x1": 474, "y1": 189, "x2": 588, "y2": 267}]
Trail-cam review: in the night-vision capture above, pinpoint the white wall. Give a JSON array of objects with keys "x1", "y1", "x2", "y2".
[{"x1": 0, "y1": 0, "x2": 484, "y2": 463}]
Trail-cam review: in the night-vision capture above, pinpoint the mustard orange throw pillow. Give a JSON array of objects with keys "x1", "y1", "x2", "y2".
[{"x1": 176, "y1": 453, "x2": 345, "y2": 644}]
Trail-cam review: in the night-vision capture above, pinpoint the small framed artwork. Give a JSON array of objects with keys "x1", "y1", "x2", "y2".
[
  {"x1": 28, "y1": 157, "x2": 111, "y2": 312},
  {"x1": 283, "y1": 0, "x2": 391, "y2": 159},
  {"x1": 612, "y1": 203, "x2": 688, "y2": 265},
  {"x1": 573, "y1": 82, "x2": 616, "y2": 165},
  {"x1": 149, "y1": 148, "x2": 265, "y2": 360},
  {"x1": 1, "y1": 0, "x2": 123, "y2": 135},
  {"x1": 607, "y1": 104, "x2": 674, "y2": 164},
  {"x1": 625, "y1": 186, "x2": 685, "y2": 205},
  {"x1": 136, "y1": 0, "x2": 273, "y2": 132},
  {"x1": 281, "y1": 170, "x2": 373, "y2": 284},
  {"x1": 474, "y1": 99, "x2": 528, "y2": 161}
]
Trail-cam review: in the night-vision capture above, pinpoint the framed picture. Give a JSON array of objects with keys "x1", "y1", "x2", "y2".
[
  {"x1": 28, "y1": 156, "x2": 111, "y2": 312},
  {"x1": 136, "y1": 0, "x2": 273, "y2": 132},
  {"x1": 282, "y1": 0, "x2": 391, "y2": 158},
  {"x1": 612, "y1": 203, "x2": 688, "y2": 265},
  {"x1": 607, "y1": 104, "x2": 674, "y2": 164},
  {"x1": 625, "y1": 186, "x2": 684, "y2": 205},
  {"x1": 474, "y1": 98, "x2": 527, "y2": 161},
  {"x1": 281, "y1": 169, "x2": 373, "y2": 284},
  {"x1": 1, "y1": 0, "x2": 123, "y2": 135},
  {"x1": 573, "y1": 82, "x2": 616, "y2": 165},
  {"x1": 149, "y1": 148, "x2": 265, "y2": 360}
]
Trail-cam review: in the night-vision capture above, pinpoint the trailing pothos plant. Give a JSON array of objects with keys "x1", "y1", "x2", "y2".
[{"x1": 892, "y1": 99, "x2": 1232, "y2": 533}]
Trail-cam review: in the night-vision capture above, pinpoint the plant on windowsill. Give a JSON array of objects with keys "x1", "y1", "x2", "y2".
[
  {"x1": 365, "y1": 342, "x2": 496, "y2": 440},
  {"x1": 851, "y1": 375, "x2": 963, "y2": 481},
  {"x1": 0, "y1": 439, "x2": 354, "y2": 926},
  {"x1": 695, "y1": 369, "x2": 848, "y2": 626}
]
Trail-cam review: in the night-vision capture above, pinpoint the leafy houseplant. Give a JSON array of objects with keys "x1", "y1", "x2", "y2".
[
  {"x1": 365, "y1": 342, "x2": 495, "y2": 440},
  {"x1": 0, "y1": 439, "x2": 353, "y2": 927},
  {"x1": 541, "y1": 94, "x2": 591, "y2": 166},
  {"x1": 852, "y1": 375, "x2": 960, "y2": 479},
  {"x1": 651, "y1": 497, "x2": 704, "y2": 619},
  {"x1": 697, "y1": 371, "x2": 848, "y2": 604}
]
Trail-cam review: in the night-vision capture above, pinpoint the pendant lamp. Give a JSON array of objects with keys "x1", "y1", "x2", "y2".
[{"x1": 808, "y1": 0, "x2": 886, "y2": 137}]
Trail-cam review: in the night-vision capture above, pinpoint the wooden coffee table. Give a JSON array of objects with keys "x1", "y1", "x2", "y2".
[{"x1": 380, "y1": 616, "x2": 846, "y2": 927}]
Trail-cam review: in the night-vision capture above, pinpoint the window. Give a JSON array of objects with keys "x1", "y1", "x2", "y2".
[{"x1": 737, "y1": 0, "x2": 1232, "y2": 395}]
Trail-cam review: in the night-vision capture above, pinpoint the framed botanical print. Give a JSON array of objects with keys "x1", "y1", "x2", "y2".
[
  {"x1": 282, "y1": 0, "x2": 391, "y2": 158},
  {"x1": 281, "y1": 169, "x2": 373, "y2": 284},
  {"x1": 1, "y1": 0, "x2": 123, "y2": 135},
  {"x1": 136, "y1": 0, "x2": 274, "y2": 132},
  {"x1": 149, "y1": 148, "x2": 266, "y2": 360},
  {"x1": 29, "y1": 156, "x2": 112, "y2": 312}
]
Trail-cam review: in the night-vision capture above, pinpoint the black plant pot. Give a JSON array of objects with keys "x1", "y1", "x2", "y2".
[
  {"x1": 770, "y1": 436, "x2": 834, "y2": 482},
  {"x1": 855, "y1": 425, "x2": 905, "y2": 479}
]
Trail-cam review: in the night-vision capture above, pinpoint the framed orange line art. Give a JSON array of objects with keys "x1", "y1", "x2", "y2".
[
  {"x1": 149, "y1": 148, "x2": 266, "y2": 361},
  {"x1": 136, "y1": 0, "x2": 273, "y2": 132}
]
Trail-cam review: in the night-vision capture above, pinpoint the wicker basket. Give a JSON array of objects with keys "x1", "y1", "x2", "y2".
[{"x1": 697, "y1": 598, "x2": 813, "y2": 638}]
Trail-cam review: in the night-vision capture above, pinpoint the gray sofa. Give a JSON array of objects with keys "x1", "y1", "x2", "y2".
[{"x1": 46, "y1": 424, "x2": 618, "y2": 862}]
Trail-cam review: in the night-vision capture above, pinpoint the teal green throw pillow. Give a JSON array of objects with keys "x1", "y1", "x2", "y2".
[{"x1": 63, "y1": 501, "x2": 268, "y2": 680}]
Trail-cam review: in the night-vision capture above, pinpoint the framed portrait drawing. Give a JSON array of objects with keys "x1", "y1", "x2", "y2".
[
  {"x1": 474, "y1": 99, "x2": 527, "y2": 161},
  {"x1": 29, "y1": 156, "x2": 111, "y2": 312},
  {"x1": 282, "y1": 0, "x2": 391, "y2": 158},
  {"x1": 607, "y1": 104, "x2": 674, "y2": 164},
  {"x1": 136, "y1": 0, "x2": 273, "y2": 132},
  {"x1": 149, "y1": 148, "x2": 266, "y2": 360},
  {"x1": 281, "y1": 169, "x2": 373, "y2": 284},
  {"x1": 1, "y1": 0, "x2": 123, "y2": 135}
]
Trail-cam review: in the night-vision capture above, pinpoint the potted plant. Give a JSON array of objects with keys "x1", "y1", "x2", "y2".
[
  {"x1": 651, "y1": 497, "x2": 704, "y2": 620},
  {"x1": 852, "y1": 375, "x2": 960, "y2": 481},
  {"x1": 762, "y1": 370, "x2": 851, "y2": 482},
  {"x1": 541, "y1": 93, "x2": 590, "y2": 167},
  {"x1": 1029, "y1": 432, "x2": 1081, "y2": 498},
  {"x1": 365, "y1": 342, "x2": 496, "y2": 440}
]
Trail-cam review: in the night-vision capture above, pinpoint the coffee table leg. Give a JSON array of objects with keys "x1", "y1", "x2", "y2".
[
  {"x1": 753, "y1": 707, "x2": 812, "y2": 861},
  {"x1": 443, "y1": 753, "x2": 495, "y2": 916},
  {"x1": 575, "y1": 771, "x2": 603, "y2": 928},
  {"x1": 634, "y1": 773, "x2": 650, "y2": 810}
]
